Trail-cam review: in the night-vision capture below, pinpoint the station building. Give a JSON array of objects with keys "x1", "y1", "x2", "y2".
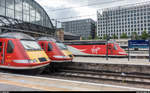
[
  {"x1": 97, "y1": 2, "x2": 150, "y2": 39},
  {"x1": 56, "y1": 28, "x2": 81, "y2": 41},
  {"x1": 0, "y1": 0, "x2": 55, "y2": 37},
  {"x1": 62, "y1": 18, "x2": 96, "y2": 39}
]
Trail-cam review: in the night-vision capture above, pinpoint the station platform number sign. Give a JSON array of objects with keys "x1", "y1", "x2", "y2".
[{"x1": 128, "y1": 40, "x2": 150, "y2": 48}]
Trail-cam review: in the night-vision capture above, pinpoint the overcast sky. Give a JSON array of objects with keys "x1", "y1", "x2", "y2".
[{"x1": 35, "y1": 0, "x2": 150, "y2": 27}]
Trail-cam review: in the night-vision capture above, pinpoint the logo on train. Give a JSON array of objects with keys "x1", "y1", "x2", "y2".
[{"x1": 91, "y1": 46, "x2": 101, "y2": 54}]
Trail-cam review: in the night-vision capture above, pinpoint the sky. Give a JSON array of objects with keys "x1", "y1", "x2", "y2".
[{"x1": 35, "y1": 0, "x2": 150, "y2": 27}]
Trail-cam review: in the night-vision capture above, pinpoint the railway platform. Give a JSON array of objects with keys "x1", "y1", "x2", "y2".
[
  {"x1": 0, "y1": 72, "x2": 149, "y2": 91},
  {"x1": 52, "y1": 56, "x2": 150, "y2": 77},
  {"x1": 73, "y1": 56, "x2": 150, "y2": 65},
  {"x1": 0, "y1": 83, "x2": 42, "y2": 91}
]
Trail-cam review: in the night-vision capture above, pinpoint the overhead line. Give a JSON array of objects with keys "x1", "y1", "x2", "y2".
[
  {"x1": 57, "y1": 14, "x2": 96, "y2": 20},
  {"x1": 49, "y1": 0, "x2": 125, "y2": 12}
]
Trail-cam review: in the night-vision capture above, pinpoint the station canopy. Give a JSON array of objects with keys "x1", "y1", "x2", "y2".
[{"x1": 0, "y1": 0, "x2": 55, "y2": 36}]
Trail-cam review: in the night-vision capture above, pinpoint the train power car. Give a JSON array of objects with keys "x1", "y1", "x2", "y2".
[
  {"x1": 38, "y1": 37, "x2": 74, "y2": 62},
  {"x1": 64, "y1": 40, "x2": 127, "y2": 56},
  {"x1": 0, "y1": 32, "x2": 51, "y2": 74}
]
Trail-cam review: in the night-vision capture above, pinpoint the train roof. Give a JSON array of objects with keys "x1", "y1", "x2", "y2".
[
  {"x1": 37, "y1": 37, "x2": 61, "y2": 43},
  {"x1": 0, "y1": 32, "x2": 35, "y2": 40},
  {"x1": 63, "y1": 40, "x2": 115, "y2": 45}
]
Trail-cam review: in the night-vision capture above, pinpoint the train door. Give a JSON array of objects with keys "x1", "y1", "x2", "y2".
[
  {"x1": 40, "y1": 42, "x2": 46, "y2": 52},
  {"x1": 5, "y1": 40, "x2": 15, "y2": 64},
  {"x1": 0, "y1": 41, "x2": 6, "y2": 65}
]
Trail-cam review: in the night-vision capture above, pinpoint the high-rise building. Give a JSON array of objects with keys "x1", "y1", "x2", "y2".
[
  {"x1": 62, "y1": 18, "x2": 96, "y2": 39},
  {"x1": 97, "y1": 2, "x2": 150, "y2": 39}
]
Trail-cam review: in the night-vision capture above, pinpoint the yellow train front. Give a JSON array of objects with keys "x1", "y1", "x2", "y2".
[{"x1": 55, "y1": 41, "x2": 74, "y2": 62}]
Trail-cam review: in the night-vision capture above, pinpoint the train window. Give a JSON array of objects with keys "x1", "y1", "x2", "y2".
[
  {"x1": 0, "y1": 42, "x2": 2, "y2": 46},
  {"x1": 41, "y1": 43, "x2": 44, "y2": 47},
  {"x1": 0, "y1": 42, "x2": 2, "y2": 52},
  {"x1": 56, "y1": 43, "x2": 68, "y2": 50},
  {"x1": 48, "y1": 43, "x2": 53, "y2": 51},
  {"x1": 114, "y1": 44, "x2": 118, "y2": 50},
  {"x1": 7, "y1": 40, "x2": 14, "y2": 53},
  {"x1": 21, "y1": 40, "x2": 41, "y2": 50},
  {"x1": 41, "y1": 43, "x2": 44, "y2": 49}
]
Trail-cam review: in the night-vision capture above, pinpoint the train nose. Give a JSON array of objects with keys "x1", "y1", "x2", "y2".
[{"x1": 118, "y1": 52, "x2": 127, "y2": 55}]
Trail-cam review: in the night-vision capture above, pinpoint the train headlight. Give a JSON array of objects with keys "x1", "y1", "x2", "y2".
[
  {"x1": 13, "y1": 60, "x2": 29, "y2": 63},
  {"x1": 28, "y1": 60, "x2": 34, "y2": 63},
  {"x1": 118, "y1": 52, "x2": 126, "y2": 55},
  {"x1": 13, "y1": 59, "x2": 37, "y2": 63},
  {"x1": 53, "y1": 56, "x2": 67, "y2": 58},
  {"x1": 29, "y1": 59, "x2": 37, "y2": 63}
]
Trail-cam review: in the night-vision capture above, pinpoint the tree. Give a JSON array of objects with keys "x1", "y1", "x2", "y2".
[
  {"x1": 94, "y1": 35, "x2": 99, "y2": 40},
  {"x1": 120, "y1": 33, "x2": 128, "y2": 39},
  {"x1": 131, "y1": 32, "x2": 140, "y2": 40},
  {"x1": 141, "y1": 30, "x2": 149, "y2": 40},
  {"x1": 103, "y1": 35, "x2": 107, "y2": 40},
  {"x1": 82, "y1": 37, "x2": 86, "y2": 40},
  {"x1": 88, "y1": 35, "x2": 92, "y2": 40},
  {"x1": 112, "y1": 34, "x2": 118, "y2": 39}
]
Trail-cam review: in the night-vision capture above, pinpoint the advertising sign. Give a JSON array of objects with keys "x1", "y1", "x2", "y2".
[{"x1": 128, "y1": 40, "x2": 149, "y2": 48}]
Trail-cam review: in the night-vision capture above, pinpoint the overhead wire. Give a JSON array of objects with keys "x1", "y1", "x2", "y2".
[
  {"x1": 50, "y1": 0, "x2": 150, "y2": 22},
  {"x1": 49, "y1": 0, "x2": 125, "y2": 12}
]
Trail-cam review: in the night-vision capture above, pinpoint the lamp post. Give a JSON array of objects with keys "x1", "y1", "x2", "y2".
[
  {"x1": 105, "y1": 11, "x2": 109, "y2": 60},
  {"x1": 149, "y1": 38, "x2": 150, "y2": 62}
]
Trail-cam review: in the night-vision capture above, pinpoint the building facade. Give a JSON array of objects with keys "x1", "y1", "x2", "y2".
[
  {"x1": 0, "y1": 0, "x2": 54, "y2": 36},
  {"x1": 62, "y1": 18, "x2": 96, "y2": 39},
  {"x1": 97, "y1": 2, "x2": 150, "y2": 39}
]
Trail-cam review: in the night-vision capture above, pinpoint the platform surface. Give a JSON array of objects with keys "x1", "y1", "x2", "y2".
[
  {"x1": 0, "y1": 83, "x2": 42, "y2": 91},
  {"x1": 0, "y1": 72, "x2": 149, "y2": 91},
  {"x1": 73, "y1": 57, "x2": 150, "y2": 66}
]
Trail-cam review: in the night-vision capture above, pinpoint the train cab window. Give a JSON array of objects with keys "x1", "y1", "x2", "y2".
[
  {"x1": 114, "y1": 44, "x2": 118, "y2": 50},
  {"x1": 0, "y1": 42, "x2": 2, "y2": 46},
  {"x1": 0, "y1": 42, "x2": 2, "y2": 52},
  {"x1": 7, "y1": 40, "x2": 14, "y2": 53},
  {"x1": 41, "y1": 43, "x2": 44, "y2": 49},
  {"x1": 48, "y1": 43, "x2": 53, "y2": 51}
]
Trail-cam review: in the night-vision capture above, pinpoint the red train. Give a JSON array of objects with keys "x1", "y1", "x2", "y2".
[
  {"x1": 0, "y1": 32, "x2": 51, "y2": 74},
  {"x1": 38, "y1": 37, "x2": 73, "y2": 62},
  {"x1": 64, "y1": 40, "x2": 127, "y2": 56}
]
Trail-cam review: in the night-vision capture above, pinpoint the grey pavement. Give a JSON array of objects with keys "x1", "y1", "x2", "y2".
[{"x1": 0, "y1": 83, "x2": 42, "y2": 91}]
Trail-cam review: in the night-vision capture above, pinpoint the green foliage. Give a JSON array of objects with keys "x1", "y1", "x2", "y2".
[
  {"x1": 112, "y1": 34, "x2": 118, "y2": 39},
  {"x1": 88, "y1": 35, "x2": 92, "y2": 40},
  {"x1": 103, "y1": 35, "x2": 107, "y2": 40},
  {"x1": 82, "y1": 37, "x2": 86, "y2": 40},
  {"x1": 120, "y1": 33, "x2": 128, "y2": 39},
  {"x1": 141, "y1": 30, "x2": 149, "y2": 40},
  {"x1": 131, "y1": 32, "x2": 140, "y2": 40}
]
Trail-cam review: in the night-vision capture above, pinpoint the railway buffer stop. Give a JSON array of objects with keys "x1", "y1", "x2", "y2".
[{"x1": 128, "y1": 40, "x2": 150, "y2": 62}]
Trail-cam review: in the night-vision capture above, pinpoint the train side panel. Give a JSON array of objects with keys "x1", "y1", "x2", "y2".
[{"x1": 67, "y1": 43, "x2": 127, "y2": 56}]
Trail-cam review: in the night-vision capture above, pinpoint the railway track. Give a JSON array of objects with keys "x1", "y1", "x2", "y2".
[{"x1": 44, "y1": 68, "x2": 150, "y2": 85}]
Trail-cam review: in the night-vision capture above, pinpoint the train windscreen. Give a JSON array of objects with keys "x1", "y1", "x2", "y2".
[
  {"x1": 56, "y1": 43, "x2": 68, "y2": 50},
  {"x1": 113, "y1": 43, "x2": 118, "y2": 50},
  {"x1": 21, "y1": 40, "x2": 41, "y2": 50}
]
